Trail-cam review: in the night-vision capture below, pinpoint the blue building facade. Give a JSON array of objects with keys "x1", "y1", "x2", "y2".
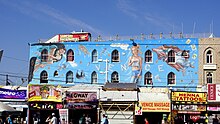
[{"x1": 28, "y1": 36, "x2": 199, "y2": 91}]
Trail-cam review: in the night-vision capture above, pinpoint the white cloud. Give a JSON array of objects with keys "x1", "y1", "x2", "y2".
[
  {"x1": 117, "y1": 0, "x2": 176, "y2": 31},
  {"x1": 1, "y1": 1, "x2": 102, "y2": 36}
]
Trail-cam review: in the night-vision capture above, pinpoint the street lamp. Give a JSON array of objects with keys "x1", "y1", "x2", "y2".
[{"x1": 98, "y1": 59, "x2": 109, "y2": 83}]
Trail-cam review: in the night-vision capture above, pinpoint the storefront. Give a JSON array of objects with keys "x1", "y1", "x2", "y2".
[
  {"x1": 28, "y1": 84, "x2": 62, "y2": 124},
  {"x1": 64, "y1": 91, "x2": 98, "y2": 124},
  {"x1": 207, "y1": 83, "x2": 220, "y2": 123},
  {"x1": 171, "y1": 91, "x2": 207, "y2": 124},
  {"x1": 99, "y1": 83, "x2": 138, "y2": 124},
  {"x1": 0, "y1": 86, "x2": 27, "y2": 124},
  {"x1": 136, "y1": 88, "x2": 170, "y2": 124}
]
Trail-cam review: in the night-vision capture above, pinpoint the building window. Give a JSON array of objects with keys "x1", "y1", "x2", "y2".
[
  {"x1": 168, "y1": 50, "x2": 175, "y2": 63},
  {"x1": 206, "y1": 50, "x2": 213, "y2": 64},
  {"x1": 168, "y1": 72, "x2": 175, "y2": 85},
  {"x1": 41, "y1": 49, "x2": 48, "y2": 62},
  {"x1": 145, "y1": 50, "x2": 152, "y2": 63},
  {"x1": 207, "y1": 72, "x2": 213, "y2": 83},
  {"x1": 91, "y1": 71, "x2": 97, "y2": 84},
  {"x1": 144, "y1": 72, "x2": 153, "y2": 85},
  {"x1": 111, "y1": 71, "x2": 119, "y2": 83},
  {"x1": 66, "y1": 71, "x2": 73, "y2": 83},
  {"x1": 54, "y1": 70, "x2": 58, "y2": 77},
  {"x1": 40, "y1": 70, "x2": 48, "y2": 83},
  {"x1": 111, "y1": 50, "x2": 119, "y2": 62},
  {"x1": 92, "y1": 49, "x2": 98, "y2": 62},
  {"x1": 67, "y1": 49, "x2": 74, "y2": 62}
]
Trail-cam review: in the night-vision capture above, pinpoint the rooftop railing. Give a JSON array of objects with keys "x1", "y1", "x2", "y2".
[{"x1": 38, "y1": 32, "x2": 212, "y2": 43}]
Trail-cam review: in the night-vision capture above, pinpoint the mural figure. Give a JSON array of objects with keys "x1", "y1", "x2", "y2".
[
  {"x1": 35, "y1": 43, "x2": 66, "y2": 71},
  {"x1": 28, "y1": 43, "x2": 66, "y2": 82},
  {"x1": 128, "y1": 44, "x2": 142, "y2": 83},
  {"x1": 49, "y1": 44, "x2": 66, "y2": 62},
  {"x1": 153, "y1": 45, "x2": 194, "y2": 76},
  {"x1": 76, "y1": 70, "x2": 85, "y2": 79}
]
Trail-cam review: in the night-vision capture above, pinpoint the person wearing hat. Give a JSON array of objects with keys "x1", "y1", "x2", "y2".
[{"x1": 50, "y1": 113, "x2": 57, "y2": 124}]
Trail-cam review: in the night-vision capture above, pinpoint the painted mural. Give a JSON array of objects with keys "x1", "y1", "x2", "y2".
[{"x1": 28, "y1": 38, "x2": 199, "y2": 91}]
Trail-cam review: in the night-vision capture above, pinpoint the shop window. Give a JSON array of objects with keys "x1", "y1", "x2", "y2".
[
  {"x1": 92, "y1": 49, "x2": 98, "y2": 63},
  {"x1": 207, "y1": 72, "x2": 213, "y2": 83},
  {"x1": 206, "y1": 50, "x2": 213, "y2": 64},
  {"x1": 66, "y1": 71, "x2": 73, "y2": 83},
  {"x1": 111, "y1": 50, "x2": 119, "y2": 62},
  {"x1": 144, "y1": 72, "x2": 153, "y2": 85},
  {"x1": 168, "y1": 50, "x2": 175, "y2": 63},
  {"x1": 40, "y1": 70, "x2": 48, "y2": 83},
  {"x1": 91, "y1": 71, "x2": 97, "y2": 84},
  {"x1": 67, "y1": 49, "x2": 74, "y2": 62},
  {"x1": 168, "y1": 72, "x2": 175, "y2": 85},
  {"x1": 41, "y1": 49, "x2": 48, "y2": 62},
  {"x1": 111, "y1": 71, "x2": 119, "y2": 83},
  {"x1": 145, "y1": 50, "x2": 152, "y2": 63}
]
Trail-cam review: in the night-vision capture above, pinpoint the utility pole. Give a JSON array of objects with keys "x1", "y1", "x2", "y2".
[
  {"x1": 0, "y1": 50, "x2": 3, "y2": 62},
  {"x1": 6, "y1": 75, "x2": 10, "y2": 86}
]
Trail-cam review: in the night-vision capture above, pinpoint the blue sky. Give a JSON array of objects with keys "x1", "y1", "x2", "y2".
[{"x1": 0, "y1": 0, "x2": 219, "y2": 86}]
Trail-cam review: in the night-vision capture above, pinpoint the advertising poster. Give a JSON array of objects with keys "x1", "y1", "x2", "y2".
[
  {"x1": 59, "y1": 109, "x2": 68, "y2": 124},
  {"x1": 28, "y1": 84, "x2": 62, "y2": 102}
]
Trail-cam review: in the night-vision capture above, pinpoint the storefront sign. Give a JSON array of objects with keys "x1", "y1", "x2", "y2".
[
  {"x1": 59, "y1": 109, "x2": 69, "y2": 124},
  {"x1": 66, "y1": 92, "x2": 97, "y2": 103},
  {"x1": 136, "y1": 102, "x2": 170, "y2": 112},
  {"x1": 207, "y1": 84, "x2": 220, "y2": 101},
  {"x1": 172, "y1": 92, "x2": 207, "y2": 102},
  {"x1": 28, "y1": 85, "x2": 62, "y2": 102},
  {"x1": 67, "y1": 102, "x2": 97, "y2": 109},
  {"x1": 173, "y1": 104, "x2": 206, "y2": 111},
  {"x1": 29, "y1": 102, "x2": 63, "y2": 110},
  {"x1": 207, "y1": 105, "x2": 220, "y2": 111},
  {"x1": 208, "y1": 84, "x2": 216, "y2": 100},
  {"x1": 0, "y1": 88, "x2": 26, "y2": 99}
]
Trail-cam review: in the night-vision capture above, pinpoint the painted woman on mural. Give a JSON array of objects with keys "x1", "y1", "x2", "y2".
[{"x1": 128, "y1": 44, "x2": 142, "y2": 83}]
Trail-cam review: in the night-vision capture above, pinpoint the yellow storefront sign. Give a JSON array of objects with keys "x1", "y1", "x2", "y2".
[
  {"x1": 172, "y1": 92, "x2": 207, "y2": 102},
  {"x1": 28, "y1": 84, "x2": 62, "y2": 102},
  {"x1": 136, "y1": 102, "x2": 170, "y2": 112}
]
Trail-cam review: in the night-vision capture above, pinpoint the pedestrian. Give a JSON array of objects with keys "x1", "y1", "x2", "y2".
[
  {"x1": 6, "y1": 115, "x2": 13, "y2": 124},
  {"x1": 45, "y1": 115, "x2": 52, "y2": 124},
  {"x1": 144, "y1": 118, "x2": 149, "y2": 124},
  {"x1": 85, "y1": 114, "x2": 91, "y2": 124},
  {"x1": 33, "y1": 114, "x2": 39, "y2": 124},
  {"x1": 101, "y1": 114, "x2": 109, "y2": 124},
  {"x1": 50, "y1": 113, "x2": 57, "y2": 124},
  {"x1": 79, "y1": 114, "x2": 86, "y2": 124},
  {"x1": 213, "y1": 115, "x2": 219, "y2": 124}
]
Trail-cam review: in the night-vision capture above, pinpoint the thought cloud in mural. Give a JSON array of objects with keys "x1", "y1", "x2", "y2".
[
  {"x1": 68, "y1": 61, "x2": 77, "y2": 67},
  {"x1": 110, "y1": 43, "x2": 129, "y2": 50}
]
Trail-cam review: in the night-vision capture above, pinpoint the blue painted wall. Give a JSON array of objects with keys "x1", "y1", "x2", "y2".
[{"x1": 28, "y1": 38, "x2": 199, "y2": 90}]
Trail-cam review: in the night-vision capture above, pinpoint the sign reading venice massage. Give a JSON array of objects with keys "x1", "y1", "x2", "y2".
[
  {"x1": 136, "y1": 102, "x2": 170, "y2": 112},
  {"x1": 172, "y1": 91, "x2": 207, "y2": 102}
]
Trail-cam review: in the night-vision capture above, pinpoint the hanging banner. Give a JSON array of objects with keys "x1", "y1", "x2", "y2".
[
  {"x1": 135, "y1": 102, "x2": 170, "y2": 112},
  {"x1": 59, "y1": 109, "x2": 69, "y2": 124},
  {"x1": 172, "y1": 91, "x2": 207, "y2": 102},
  {"x1": 28, "y1": 84, "x2": 62, "y2": 102},
  {"x1": 207, "y1": 84, "x2": 220, "y2": 102}
]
